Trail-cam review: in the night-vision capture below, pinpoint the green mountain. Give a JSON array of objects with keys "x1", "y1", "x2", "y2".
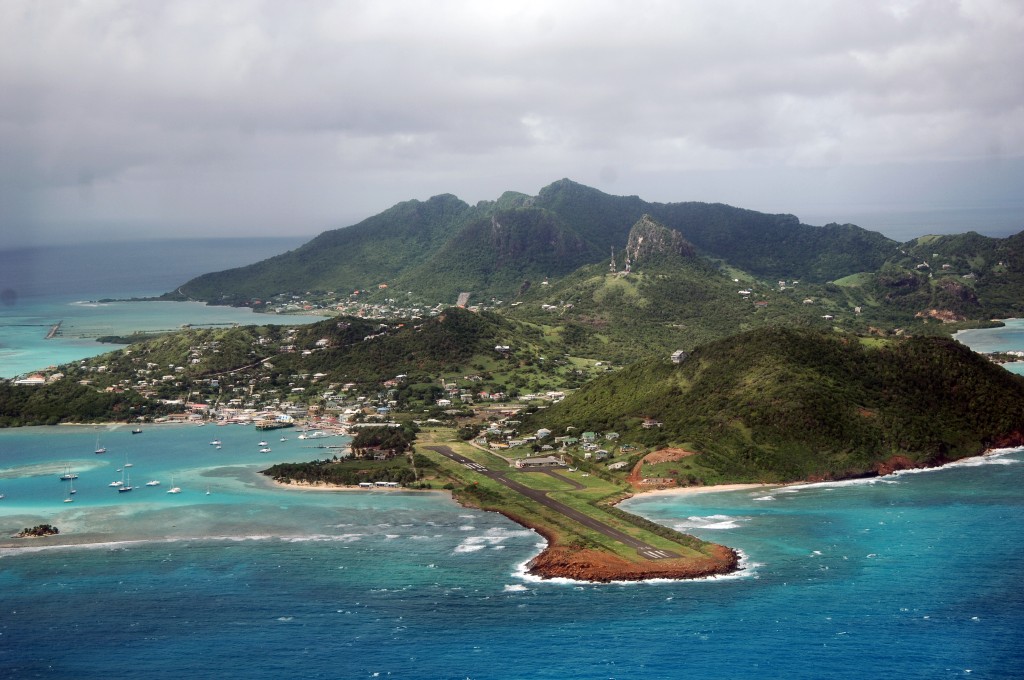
[
  {"x1": 522, "y1": 328, "x2": 1024, "y2": 484},
  {"x1": 168, "y1": 193, "x2": 475, "y2": 303},
  {"x1": 386, "y1": 207, "x2": 598, "y2": 300},
  {"x1": 166, "y1": 179, "x2": 899, "y2": 304}
]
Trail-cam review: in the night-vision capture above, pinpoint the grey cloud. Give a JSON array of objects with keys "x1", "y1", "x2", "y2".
[{"x1": 1, "y1": 0, "x2": 1021, "y2": 246}]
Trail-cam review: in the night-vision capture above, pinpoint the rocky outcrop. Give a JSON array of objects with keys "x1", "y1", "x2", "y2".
[
  {"x1": 915, "y1": 309, "x2": 966, "y2": 323},
  {"x1": 625, "y1": 214, "x2": 695, "y2": 265},
  {"x1": 986, "y1": 430, "x2": 1024, "y2": 449},
  {"x1": 528, "y1": 543, "x2": 739, "y2": 583},
  {"x1": 476, "y1": 504, "x2": 740, "y2": 583},
  {"x1": 872, "y1": 455, "x2": 926, "y2": 476}
]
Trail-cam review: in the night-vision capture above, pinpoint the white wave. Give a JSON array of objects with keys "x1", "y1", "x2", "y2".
[
  {"x1": 276, "y1": 533, "x2": 363, "y2": 543},
  {"x1": 933, "y1": 448, "x2": 1022, "y2": 469},
  {"x1": 453, "y1": 543, "x2": 486, "y2": 553},
  {"x1": 752, "y1": 495, "x2": 775, "y2": 501},
  {"x1": 503, "y1": 584, "x2": 529, "y2": 592},
  {"x1": 786, "y1": 477, "x2": 899, "y2": 493},
  {"x1": 458, "y1": 525, "x2": 475, "y2": 531},
  {"x1": 673, "y1": 514, "x2": 749, "y2": 531},
  {"x1": 453, "y1": 527, "x2": 534, "y2": 555},
  {"x1": 0, "y1": 538, "x2": 153, "y2": 558}
]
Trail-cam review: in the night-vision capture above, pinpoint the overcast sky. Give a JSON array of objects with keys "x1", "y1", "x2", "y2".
[{"x1": 2, "y1": 0, "x2": 1023, "y2": 247}]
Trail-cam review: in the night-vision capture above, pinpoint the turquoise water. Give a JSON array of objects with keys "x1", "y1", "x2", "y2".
[
  {"x1": 956, "y1": 320, "x2": 1024, "y2": 375},
  {"x1": 0, "y1": 238, "x2": 326, "y2": 378},
  {"x1": 0, "y1": 424, "x2": 1021, "y2": 679}
]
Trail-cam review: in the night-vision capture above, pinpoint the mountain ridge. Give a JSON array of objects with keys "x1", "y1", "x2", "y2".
[{"x1": 166, "y1": 179, "x2": 899, "y2": 303}]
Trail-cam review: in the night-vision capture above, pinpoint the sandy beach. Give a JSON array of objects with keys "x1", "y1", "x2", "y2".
[
  {"x1": 637, "y1": 482, "x2": 780, "y2": 498},
  {"x1": 269, "y1": 479, "x2": 442, "y2": 494}
]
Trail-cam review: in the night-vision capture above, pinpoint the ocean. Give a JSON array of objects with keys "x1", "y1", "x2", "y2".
[
  {"x1": 0, "y1": 424, "x2": 1020, "y2": 679},
  {"x1": 0, "y1": 239, "x2": 1022, "y2": 678},
  {"x1": 0, "y1": 238, "x2": 325, "y2": 378}
]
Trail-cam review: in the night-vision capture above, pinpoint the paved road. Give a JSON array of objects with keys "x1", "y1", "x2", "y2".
[{"x1": 424, "y1": 445, "x2": 678, "y2": 560}]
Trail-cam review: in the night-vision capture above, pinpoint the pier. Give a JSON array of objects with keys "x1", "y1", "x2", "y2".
[{"x1": 45, "y1": 321, "x2": 62, "y2": 339}]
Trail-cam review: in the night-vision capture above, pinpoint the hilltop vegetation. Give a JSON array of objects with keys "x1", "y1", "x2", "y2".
[
  {"x1": 0, "y1": 380, "x2": 167, "y2": 427},
  {"x1": 521, "y1": 328, "x2": 1024, "y2": 484},
  {"x1": 166, "y1": 179, "x2": 899, "y2": 305}
]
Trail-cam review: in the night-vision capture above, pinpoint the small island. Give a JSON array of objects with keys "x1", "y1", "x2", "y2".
[{"x1": 15, "y1": 524, "x2": 59, "y2": 538}]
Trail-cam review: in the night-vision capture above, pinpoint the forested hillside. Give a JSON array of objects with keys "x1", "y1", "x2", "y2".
[{"x1": 523, "y1": 328, "x2": 1024, "y2": 483}]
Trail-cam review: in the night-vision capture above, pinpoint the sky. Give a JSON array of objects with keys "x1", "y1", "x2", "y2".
[{"x1": 2, "y1": 0, "x2": 1023, "y2": 247}]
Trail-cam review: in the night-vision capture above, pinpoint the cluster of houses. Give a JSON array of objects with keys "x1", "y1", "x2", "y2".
[
  {"x1": 248, "y1": 289, "x2": 509, "y2": 320},
  {"x1": 481, "y1": 424, "x2": 635, "y2": 465}
]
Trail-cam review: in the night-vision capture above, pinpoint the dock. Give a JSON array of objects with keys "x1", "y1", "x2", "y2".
[{"x1": 44, "y1": 320, "x2": 62, "y2": 339}]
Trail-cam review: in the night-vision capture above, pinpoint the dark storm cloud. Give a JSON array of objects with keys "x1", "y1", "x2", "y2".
[{"x1": 1, "y1": 0, "x2": 1022, "y2": 245}]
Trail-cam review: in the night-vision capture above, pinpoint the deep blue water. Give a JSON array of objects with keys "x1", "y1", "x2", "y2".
[{"x1": 0, "y1": 425, "x2": 1021, "y2": 679}]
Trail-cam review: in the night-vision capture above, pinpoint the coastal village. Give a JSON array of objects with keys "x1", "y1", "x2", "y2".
[{"x1": 5, "y1": 298, "x2": 658, "y2": 483}]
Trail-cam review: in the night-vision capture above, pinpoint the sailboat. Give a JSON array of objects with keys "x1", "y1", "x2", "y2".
[
  {"x1": 166, "y1": 475, "x2": 181, "y2": 494},
  {"x1": 94, "y1": 433, "x2": 106, "y2": 454},
  {"x1": 64, "y1": 478, "x2": 76, "y2": 502},
  {"x1": 58, "y1": 463, "x2": 78, "y2": 481},
  {"x1": 118, "y1": 470, "x2": 133, "y2": 493}
]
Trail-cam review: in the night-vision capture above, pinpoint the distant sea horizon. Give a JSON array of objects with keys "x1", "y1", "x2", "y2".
[
  {"x1": 0, "y1": 236, "x2": 325, "y2": 378},
  {"x1": 797, "y1": 204, "x2": 1023, "y2": 242},
  {"x1": 0, "y1": 235, "x2": 313, "y2": 301}
]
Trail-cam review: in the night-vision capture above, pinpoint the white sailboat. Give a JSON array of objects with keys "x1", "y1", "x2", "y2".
[
  {"x1": 166, "y1": 475, "x2": 181, "y2": 494},
  {"x1": 64, "y1": 478, "x2": 75, "y2": 502},
  {"x1": 94, "y1": 433, "x2": 106, "y2": 454},
  {"x1": 58, "y1": 463, "x2": 78, "y2": 481},
  {"x1": 117, "y1": 470, "x2": 133, "y2": 493}
]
